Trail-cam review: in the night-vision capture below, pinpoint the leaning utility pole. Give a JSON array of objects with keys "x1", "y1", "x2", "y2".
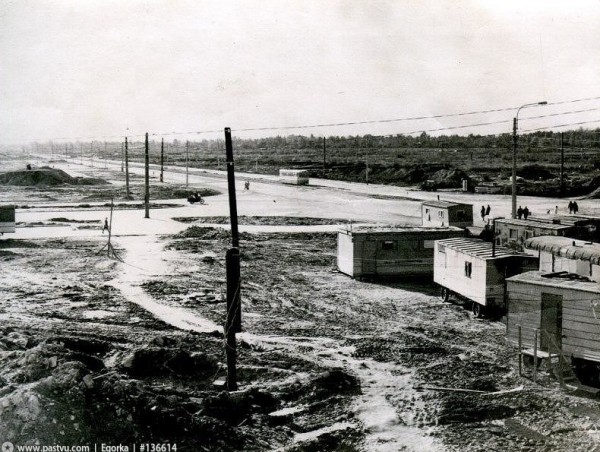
[
  {"x1": 224, "y1": 127, "x2": 242, "y2": 391},
  {"x1": 144, "y1": 133, "x2": 150, "y2": 219},
  {"x1": 125, "y1": 137, "x2": 131, "y2": 199},
  {"x1": 160, "y1": 138, "x2": 164, "y2": 183}
]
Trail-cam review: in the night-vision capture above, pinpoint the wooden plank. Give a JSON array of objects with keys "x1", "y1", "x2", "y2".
[
  {"x1": 562, "y1": 311, "x2": 600, "y2": 325},
  {"x1": 563, "y1": 328, "x2": 600, "y2": 343},
  {"x1": 563, "y1": 337, "x2": 600, "y2": 352},
  {"x1": 563, "y1": 319, "x2": 600, "y2": 334}
]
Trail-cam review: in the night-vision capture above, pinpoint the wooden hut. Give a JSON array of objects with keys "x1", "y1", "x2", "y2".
[
  {"x1": 421, "y1": 200, "x2": 473, "y2": 228},
  {"x1": 506, "y1": 271, "x2": 600, "y2": 384},
  {"x1": 494, "y1": 218, "x2": 572, "y2": 249},
  {"x1": 524, "y1": 236, "x2": 600, "y2": 283},
  {"x1": 337, "y1": 226, "x2": 464, "y2": 279},
  {"x1": 433, "y1": 237, "x2": 537, "y2": 317}
]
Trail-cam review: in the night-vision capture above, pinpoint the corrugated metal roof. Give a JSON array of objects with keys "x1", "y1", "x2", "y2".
[
  {"x1": 341, "y1": 226, "x2": 463, "y2": 235},
  {"x1": 422, "y1": 200, "x2": 470, "y2": 209},
  {"x1": 435, "y1": 237, "x2": 522, "y2": 259},
  {"x1": 525, "y1": 236, "x2": 600, "y2": 264},
  {"x1": 494, "y1": 218, "x2": 572, "y2": 230},
  {"x1": 508, "y1": 271, "x2": 600, "y2": 293}
]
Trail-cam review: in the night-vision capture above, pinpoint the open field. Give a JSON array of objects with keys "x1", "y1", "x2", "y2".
[{"x1": 2, "y1": 153, "x2": 600, "y2": 451}]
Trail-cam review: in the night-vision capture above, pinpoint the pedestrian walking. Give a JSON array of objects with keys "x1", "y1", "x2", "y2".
[
  {"x1": 568, "y1": 201, "x2": 573, "y2": 214},
  {"x1": 573, "y1": 201, "x2": 579, "y2": 214},
  {"x1": 481, "y1": 205, "x2": 486, "y2": 220},
  {"x1": 485, "y1": 204, "x2": 491, "y2": 216},
  {"x1": 555, "y1": 206, "x2": 558, "y2": 214},
  {"x1": 102, "y1": 217, "x2": 109, "y2": 234},
  {"x1": 517, "y1": 206, "x2": 523, "y2": 219},
  {"x1": 523, "y1": 206, "x2": 530, "y2": 220}
]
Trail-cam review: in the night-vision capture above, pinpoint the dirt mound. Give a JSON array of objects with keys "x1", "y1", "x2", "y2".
[
  {"x1": 429, "y1": 168, "x2": 470, "y2": 188},
  {"x1": 517, "y1": 164, "x2": 555, "y2": 181},
  {"x1": 0, "y1": 167, "x2": 107, "y2": 186}
]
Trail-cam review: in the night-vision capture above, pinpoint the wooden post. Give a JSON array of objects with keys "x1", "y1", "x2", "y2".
[
  {"x1": 517, "y1": 325, "x2": 522, "y2": 376},
  {"x1": 224, "y1": 127, "x2": 242, "y2": 391},
  {"x1": 125, "y1": 137, "x2": 130, "y2": 199},
  {"x1": 186, "y1": 141, "x2": 189, "y2": 187},
  {"x1": 160, "y1": 138, "x2": 164, "y2": 183},
  {"x1": 365, "y1": 152, "x2": 369, "y2": 185},
  {"x1": 533, "y1": 329, "x2": 538, "y2": 382},
  {"x1": 323, "y1": 137, "x2": 326, "y2": 178},
  {"x1": 560, "y1": 133, "x2": 564, "y2": 196},
  {"x1": 144, "y1": 133, "x2": 150, "y2": 218},
  {"x1": 121, "y1": 142, "x2": 124, "y2": 172}
]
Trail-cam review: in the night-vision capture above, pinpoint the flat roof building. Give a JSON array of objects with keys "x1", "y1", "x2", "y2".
[
  {"x1": 421, "y1": 200, "x2": 473, "y2": 228},
  {"x1": 337, "y1": 226, "x2": 464, "y2": 279}
]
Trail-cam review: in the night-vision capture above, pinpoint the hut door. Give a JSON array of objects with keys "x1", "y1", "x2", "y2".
[{"x1": 540, "y1": 293, "x2": 563, "y2": 352}]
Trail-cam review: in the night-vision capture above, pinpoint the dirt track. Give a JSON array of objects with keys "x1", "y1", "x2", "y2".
[{"x1": 2, "y1": 157, "x2": 600, "y2": 451}]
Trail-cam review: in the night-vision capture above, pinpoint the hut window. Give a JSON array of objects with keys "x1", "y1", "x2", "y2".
[
  {"x1": 438, "y1": 211, "x2": 445, "y2": 218},
  {"x1": 425, "y1": 208, "x2": 430, "y2": 214},
  {"x1": 381, "y1": 240, "x2": 395, "y2": 251},
  {"x1": 464, "y1": 261, "x2": 472, "y2": 278},
  {"x1": 525, "y1": 230, "x2": 533, "y2": 239},
  {"x1": 509, "y1": 229, "x2": 518, "y2": 239},
  {"x1": 438, "y1": 244, "x2": 446, "y2": 253}
]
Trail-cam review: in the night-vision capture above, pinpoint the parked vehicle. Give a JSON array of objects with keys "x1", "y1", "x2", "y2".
[{"x1": 187, "y1": 193, "x2": 205, "y2": 205}]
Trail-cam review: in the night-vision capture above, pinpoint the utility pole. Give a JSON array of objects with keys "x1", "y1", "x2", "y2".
[
  {"x1": 322, "y1": 137, "x2": 326, "y2": 179},
  {"x1": 160, "y1": 138, "x2": 164, "y2": 183},
  {"x1": 186, "y1": 141, "x2": 189, "y2": 187},
  {"x1": 365, "y1": 152, "x2": 369, "y2": 185},
  {"x1": 224, "y1": 127, "x2": 242, "y2": 391},
  {"x1": 144, "y1": 133, "x2": 150, "y2": 219},
  {"x1": 560, "y1": 133, "x2": 564, "y2": 196},
  {"x1": 125, "y1": 137, "x2": 130, "y2": 199},
  {"x1": 121, "y1": 142, "x2": 124, "y2": 172},
  {"x1": 511, "y1": 117, "x2": 518, "y2": 218}
]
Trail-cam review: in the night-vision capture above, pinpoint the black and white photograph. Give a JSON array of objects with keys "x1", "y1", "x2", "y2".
[{"x1": 1, "y1": 1, "x2": 600, "y2": 451}]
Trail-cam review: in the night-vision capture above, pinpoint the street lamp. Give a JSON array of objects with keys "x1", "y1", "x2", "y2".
[{"x1": 511, "y1": 101, "x2": 548, "y2": 218}]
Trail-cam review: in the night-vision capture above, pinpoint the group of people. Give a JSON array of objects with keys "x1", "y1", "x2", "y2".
[
  {"x1": 480, "y1": 204, "x2": 491, "y2": 220},
  {"x1": 516, "y1": 206, "x2": 530, "y2": 219},
  {"x1": 568, "y1": 200, "x2": 579, "y2": 214}
]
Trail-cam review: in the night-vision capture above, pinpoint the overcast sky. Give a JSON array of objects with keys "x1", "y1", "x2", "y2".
[{"x1": 1, "y1": 0, "x2": 599, "y2": 144}]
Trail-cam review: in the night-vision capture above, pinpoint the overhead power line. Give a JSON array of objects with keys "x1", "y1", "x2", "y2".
[{"x1": 22, "y1": 95, "x2": 600, "y2": 143}]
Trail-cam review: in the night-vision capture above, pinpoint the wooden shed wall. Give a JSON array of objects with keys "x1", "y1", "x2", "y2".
[{"x1": 507, "y1": 279, "x2": 600, "y2": 362}]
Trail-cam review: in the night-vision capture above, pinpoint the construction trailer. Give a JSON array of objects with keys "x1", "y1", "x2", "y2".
[
  {"x1": 524, "y1": 236, "x2": 600, "y2": 283},
  {"x1": 506, "y1": 271, "x2": 600, "y2": 386},
  {"x1": 337, "y1": 226, "x2": 464, "y2": 279},
  {"x1": 433, "y1": 237, "x2": 538, "y2": 317},
  {"x1": 0, "y1": 205, "x2": 16, "y2": 234},
  {"x1": 494, "y1": 218, "x2": 572, "y2": 249},
  {"x1": 528, "y1": 215, "x2": 600, "y2": 243},
  {"x1": 421, "y1": 200, "x2": 473, "y2": 228},
  {"x1": 279, "y1": 169, "x2": 309, "y2": 185}
]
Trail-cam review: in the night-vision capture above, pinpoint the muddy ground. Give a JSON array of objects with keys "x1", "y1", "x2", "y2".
[
  {"x1": 2, "y1": 157, "x2": 600, "y2": 451},
  {"x1": 2, "y1": 226, "x2": 600, "y2": 451}
]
